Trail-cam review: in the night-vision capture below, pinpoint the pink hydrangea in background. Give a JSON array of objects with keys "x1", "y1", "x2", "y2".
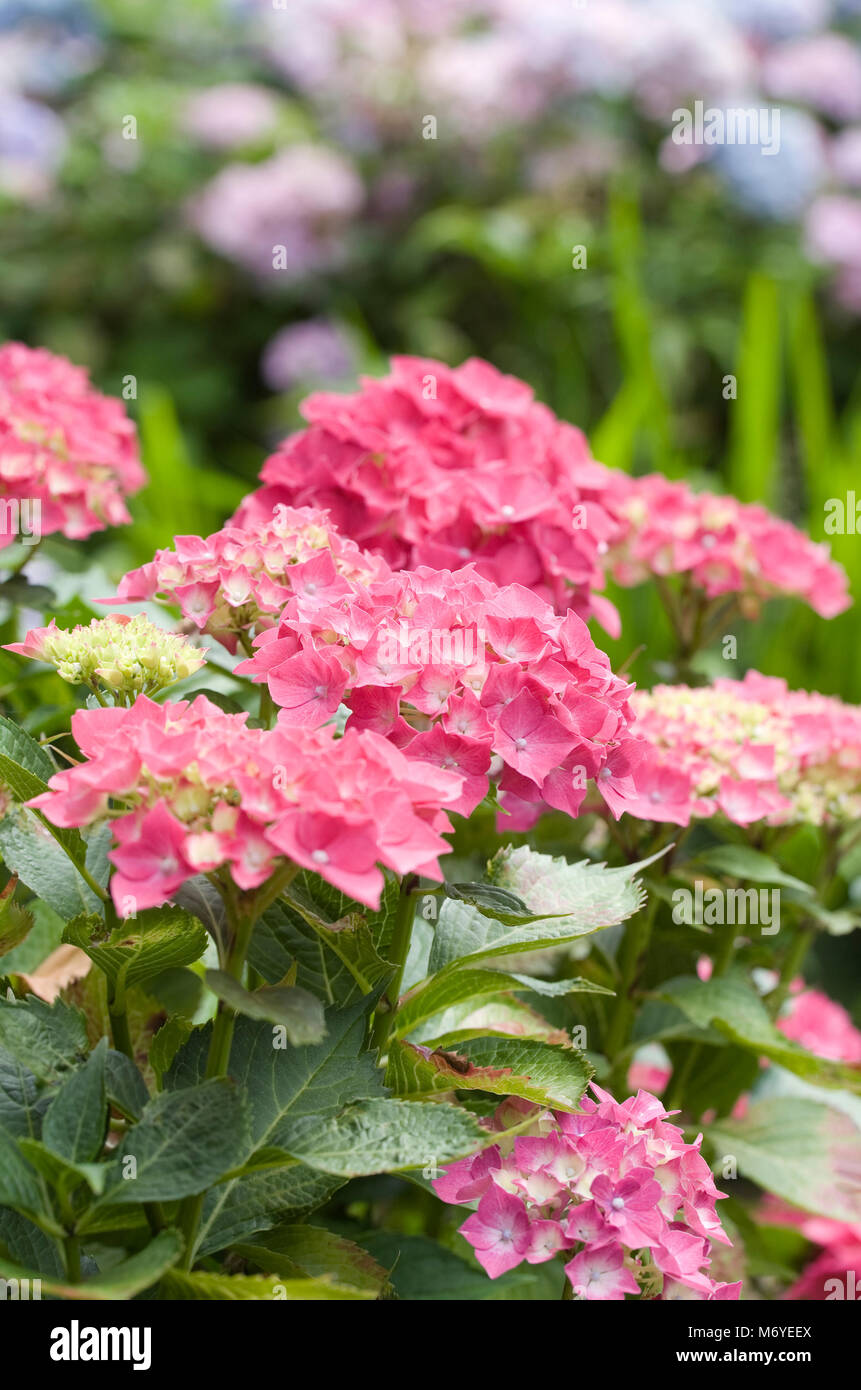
[
  {"x1": 30, "y1": 693, "x2": 464, "y2": 913},
  {"x1": 608, "y1": 472, "x2": 849, "y2": 620},
  {"x1": 0, "y1": 341, "x2": 144, "y2": 546},
  {"x1": 234, "y1": 355, "x2": 630, "y2": 632},
  {"x1": 181, "y1": 82, "x2": 280, "y2": 150},
  {"x1": 434, "y1": 1084, "x2": 739, "y2": 1299}
]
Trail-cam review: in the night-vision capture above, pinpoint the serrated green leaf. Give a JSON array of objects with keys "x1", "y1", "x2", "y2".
[
  {"x1": 0, "y1": 1127, "x2": 44, "y2": 1219},
  {"x1": 706, "y1": 1098, "x2": 861, "y2": 1222},
  {"x1": 231, "y1": 1225, "x2": 390, "y2": 1295},
  {"x1": 0, "y1": 1046, "x2": 48, "y2": 1139},
  {"x1": 63, "y1": 907, "x2": 208, "y2": 993},
  {"x1": 0, "y1": 994, "x2": 88, "y2": 1083},
  {"x1": 82, "y1": 1078, "x2": 250, "y2": 1220},
  {"x1": 42, "y1": 1038, "x2": 108, "y2": 1163},
  {"x1": 0, "y1": 713, "x2": 56, "y2": 793},
  {"x1": 387, "y1": 1036, "x2": 593, "y2": 1110},
  {"x1": 197, "y1": 1166, "x2": 344, "y2": 1257},
  {"x1": 204, "y1": 970, "x2": 325, "y2": 1046},
  {"x1": 16, "y1": 1137, "x2": 107, "y2": 1196},
  {"x1": 284, "y1": 1097, "x2": 486, "y2": 1176},
  {"x1": 104, "y1": 1049, "x2": 150, "y2": 1121},
  {"x1": 0, "y1": 808, "x2": 101, "y2": 917},
  {"x1": 395, "y1": 967, "x2": 611, "y2": 1038},
  {"x1": 160, "y1": 1268, "x2": 373, "y2": 1300},
  {"x1": 0, "y1": 881, "x2": 33, "y2": 959}
]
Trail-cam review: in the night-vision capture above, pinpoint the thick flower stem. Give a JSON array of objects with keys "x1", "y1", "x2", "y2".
[
  {"x1": 605, "y1": 892, "x2": 660, "y2": 1067},
  {"x1": 370, "y1": 875, "x2": 418, "y2": 1055},
  {"x1": 63, "y1": 1234, "x2": 81, "y2": 1283}
]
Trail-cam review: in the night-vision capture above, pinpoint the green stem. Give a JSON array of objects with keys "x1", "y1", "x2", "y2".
[
  {"x1": 370, "y1": 876, "x2": 418, "y2": 1054},
  {"x1": 664, "y1": 1043, "x2": 701, "y2": 1114},
  {"x1": 711, "y1": 924, "x2": 737, "y2": 976},
  {"x1": 63, "y1": 1235, "x2": 81, "y2": 1283},
  {"x1": 768, "y1": 924, "x2": 816, "y2": 1020},
  {"x1": 605, "y1": 892, "x2": 660, "y2": 1063},
  {"x1": 109, "y1": 1003, "x2": 135, "y2": 1064}
]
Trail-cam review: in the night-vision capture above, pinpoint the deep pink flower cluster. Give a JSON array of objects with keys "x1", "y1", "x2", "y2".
[
  {"x1": 778, "y1": 984, "x2": 861, "y2": 1064},
  {"x1": 0, "y1": 342, "x2": 144, "y2": 546},
  {"x1": 226, "y1": 521, "x2": 645, "y2": 826},
  {"x1": 232, "y1": 355, "x2": 629, "y2": 632},
  {"x1": 621, "y1": 670, "x2": 861, "y2": 828},
  {"x1": 608, "y1": 472, "x2": 849, "y2": 619},
  {"x1": 434, "y1": 1085, "x2": 739, "y2": 1300},
  {"x1": 106, "y1": 504, "x2": 388, "y2": 653},
  {"x1": 30, "y1": 693, "x2": 464, "y2": 913}
]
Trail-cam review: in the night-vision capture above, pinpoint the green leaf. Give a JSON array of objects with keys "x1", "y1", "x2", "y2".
[
  {"x1": 428, "y1": 846, "x2": 651, "y2": 973},
  {"x1": 357, "y1": 1231, "x2": 560, "y2": 1301},
  {"x1": 160, "y1": 1268, "x2": 374, "y2": 1300},
  {"x1": 706, "y1": 1098, "x2": 861, "y2": 1223},
  {"x1": 0, "y1": 1047, "x2": 48, "y2": 1139},
  {"x1": 0, "y1": 807, "x2": 101, "y2": 917},
  {"x1": 688, "y1": 845, "x2": 813, "y2": 894},
  {"x1": 168, "y1": 997, "x2": 385, "y2": 1260},
  {"x1": 283, "y1": 1097, "x2": 486, "y2": 1176},
  {"x1": 104, "y1": 1049, "x2": 151, "y2": 1121},
  {"x1": 84, "y1": 1078, "x2": 250, "y2": 1218},
  {"x1": 0, "y1": 1128, "x2": 44, "y2": 1220},
  {"x1": 149, "y1": 1018, "x2": 193, "y2": 1085},
  {"x1": 0, "y1": 994, "x2": 88, "y2": 1083},
  {"x1": 0, "y1": 712, "x2": 56, "y2": 796},
  {"x1": 63, "y1": 908, "x2": 208, "y2": 993},
  {"x1": 387, "y1": 1036, "x2": 593, "y2": 1110},
  {"x1": 42, "y1": 1038, "x2": 108, "y2": 1163},
  {"x1": 196, "y1": 1167, "x2": 344, "y2": 1258},
  {"x1": 204, "y1": 970, "x2": 325, "y2": 1046},
  {"x1": 231, "y1": 1225, "x2": 390, "y2": 1296},
  {"x1": 395, "y1": 968, "x2": 610, "y2": 1037},
  {"x1": 656, "y1": 975, "x2": 861, "y2": 1089},
  {"x1": 249, "y1": 875, "x2": 398, "y2": 1006},
  {"x1": 0, "y1": 880, "x2": 33, "y2": 959},
  {"x1": 0, "y1": 1230, "x2": 183, "y2": 1300},
  {"x1": 16, "y1": 1137, "x2": 107, "y2": 1196}
]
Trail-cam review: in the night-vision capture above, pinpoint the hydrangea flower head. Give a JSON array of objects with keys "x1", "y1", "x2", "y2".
[
  {"x1": 4, "y1": 613, "x2": 205, "y2": 701},
  {"x1": 625, "y1": 671, "x2": 861, "y2": 828},
  {"x1": 232, "y1": 355, "x2": 630, "y2": 632},
  {"x1": 608, "y1": 473, "x2": 849, "y2": 620},
  {"x1": 0, "y1": 341, "x2": 144, "y2": 545},
  {"x1": 434, "y1": 1083, "x2": 739, "y2": 1300},
  {"x1": 30, "y1": 694, "x2": 464, "y2": 913}
]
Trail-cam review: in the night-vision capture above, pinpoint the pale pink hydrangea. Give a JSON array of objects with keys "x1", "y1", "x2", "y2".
[
  {"x1": 623, "y1": 670, "x2": 861, "y2": 828},
  {"x1": 0, "y1": 342, "x2": 144, "y2": 546},
  {"x1": 434, "y1": 1084, "x2": 739, "y2": 1299},
  {"x1": 181, "y1": 83, "x2": 279, "y2": 150},
  {"x1": 30, "y1": 694, "x2": 464, "y2": 914},
  {"x1": 777, "y1": 984, "x2": 861, "y2": 1063},
  {"x1": 104, "y1": 504, "x2": 388, "y2": 654},
  {"x1": 608, "y1": 473, "x2": 849, "y2": 620},
  {"x1": 232, "y1": 355, "x2": 630, "y2": 633}
]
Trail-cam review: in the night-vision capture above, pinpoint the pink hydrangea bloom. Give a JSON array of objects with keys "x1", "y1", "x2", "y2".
[
  {"x1": 104, "y1": 504, "x2": 388, "y2": 654},
  {"x1": 760, "y1": 1197, "x2": 861, "y2": 1300},
  {"x1": 232, "y1": 355, "x2": 630, "y2": 632},
  {"x1": 777, "y1": 986, "x2": 861, "y2": 1063},
  {"x1": 607, "y1": 473, "x2": 849, "y2": 620},
  {"x1": 29, "y1": 694, "x2": 464, "y2": 914},
  {"x1": 434, "y1": 1083, "x2": 737, "y2": 1299},
  {"x1": 0, "y1": 342, "x2": 144, "y2": 547},
  {"x1": 622, "y1": 670, "x2": 861, "y2": 828},
  {"x1": 225, "y1": 517, "x2": 645, "y2": 823}
]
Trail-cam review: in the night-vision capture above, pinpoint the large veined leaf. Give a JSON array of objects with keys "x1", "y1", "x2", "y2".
[
  {"x1": 204, "y1": 970, "x2": 325, "y2": 1046},
  {"x1": 0, "y1": 713, "x2": 56, "y2": 796},
  {"x1": 80, "y1": 1078, "x2": 250, "y2": 1223},
  {"x1": 706, "y1": 1098, "x2": 861, "y2": 1223},
  {"x1": 387, "y1": 1036, "x2": 593, "y2": 1110},
  {"x1": 42, "y1": 1037, "x2": 108, "y2": 1163},
  {"x1": 0, "y1": 1231, "x2": 183, "y2": 1301},
  {"x1": 230, "y1": 1225, "x2": 391, "y2": 1296},
  {"x1": 0, "y1": 807, "x2": 102, "y2": 918},
  {"x1": 248, "y1": 875, "x2": 398, "y2": 1007},
  {"x1": 196, "y1": 1167, "x2": 344, "y2": 1258},
  {"x1": 395, "y1": 968, "x2": 611, "y2": 1038},
  {"x1": 427, "y1": 846, "x2": 651, "y2": 973},
  {"x1": 656, "y1": 975, "x2": 861, "y2": 1090},
  {"x1": 63, "y1": 908, "x2": 208, "y2": 994},
  {"x1": 0, "y1": 880, "x2": 33, "y2": 959},
  {"x1": 0, "y1": 995, "x2": 88, "y2": 1083},
  {"x1": 283, "y1": 1098, "x2": 486, "y2": 1176},
  {"x1": 0, "y1": 1048, "x2": 47, "y2": 1140},
  {"x1": 358, "y1": 1231, "x2": 561, "y2": 1301},
  {"x1": 0, "y1": 1127, "x2": 45, "y2": 1220},
  {"x1": 160, "y1": 1269, "x2": 375, "y2": 1300},
  {"x1": 169, "y1": 995, "x2": 386, "y2": 1260},
  {"x1": 407, "y1": 996, "x2": 571, "y2": 1046}
]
